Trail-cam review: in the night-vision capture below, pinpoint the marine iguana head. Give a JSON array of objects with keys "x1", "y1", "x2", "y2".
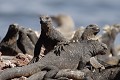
[
  {"x1": 40, "y1": 15, "x2": 53, "y2": 31},
  {"x1": 85, "y1": 24, "x2": 100, "y2": 35},
  {"x1": 80, "y1": 24, "x2": 100, "y2": 40},
  {"x1": 9, "y1": 23, "x2": 19, "y2": 30},
  {"x1": 1, "y1": 23, "x2": 19, "y2": 43}
]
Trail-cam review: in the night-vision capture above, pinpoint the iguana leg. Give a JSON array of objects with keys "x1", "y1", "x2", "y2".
[
  {"x1": 28, "y1": 69, "x2": 85, "y2": 80},
  {"x1": 54, "y1": 41, "x2": 69, "y2": 56},
  {"x1": 29, "y1": 36, "x2": 43, "y2": 64},
  {"x1": 28, "y1": 56, "x2": 39, "y2": 64},
  {"x1": 41, "y1": 65, "x2": 59, "y2": 80},
  {"x1": 55, "y1": 69, "x2": 85, "y2": 80},
  {"x1": 17, "y1": 27, "x2": 34, "y2": 55}
]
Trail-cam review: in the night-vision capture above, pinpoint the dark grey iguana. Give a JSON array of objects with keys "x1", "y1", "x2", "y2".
[
  {"x1": 80, "y1": 24, "x2": 100, "y2": 41},
  {"x1": 0, "y1": 38, "x2": 108, "y2": 80},
  {"x1": 54, "y1": 24, "x2": 101, "y2": 56},
  {"x1": 29, "y1": 15, "x2": 68, "y2": 63},
  {"x1": 25, "y1": 28, "x2": 38, "y2": 45},
  {"x1": 0, "y1": 24, "x2": 22, "y2": 56},
  {"x1": 0, "y1": 24, "x2": 38, "y2": 56},
  {"x1": 70, "y1": 24, "x2": 100, "y2": 42},
  {"x1": 0, "y1": 17, "x2": 108, "y2": 80},
  {"x1": 0, "y1": 24, "x2": 39, "y2": 56},
  {"x1": 17, "y1": 27, "x2": 35, "y2": 55}
]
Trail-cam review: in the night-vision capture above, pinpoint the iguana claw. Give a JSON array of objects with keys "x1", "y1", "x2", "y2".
[{"x1": 54, "y1": 42, "x2": 69, "y2": 56}]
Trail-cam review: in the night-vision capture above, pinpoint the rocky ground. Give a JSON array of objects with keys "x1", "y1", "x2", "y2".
[{"x1": 0, "y1": 52, "x2": 32, "y2": 80}]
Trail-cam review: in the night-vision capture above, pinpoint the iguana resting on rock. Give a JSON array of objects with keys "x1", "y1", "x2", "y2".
[
  {"x1": 0, "y1": 24, "x2": 38, "y2": 56},
  {"x1": 27, "y1": 69, "x2": 85, "y2": 80},
  {"x1": 30, "y1": 15, "x2": 101, "y2": 64},
  {"x1": 0, "y1": 23, "x2": 108, "y2": 80},
  {"x1": 55, "y1": 24, "x2": 100, "y2": 56},
  {"x1": 0, "y1": 24, "x2": 22, "y2": 56},
  {"x1": 17, "y1": 27, "x2": 35, "y2": 55},
  {"x1": 29, "y1": 15, "x2": 68, "y2": 63},
  {"x1": 80, "y1": 24, "x2": 100, "y2": 41},
  {"x1": 25, "y1": 28, "x2": 38, "y2": 45},
  {"x1": 70, "y1": 24, "x2": 100, "y2": 42}
]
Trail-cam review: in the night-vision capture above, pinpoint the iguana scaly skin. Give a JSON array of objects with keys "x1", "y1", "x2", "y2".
[
  {"x1": 80, "y1": 24, "x2": 100, "y2": 41},
  {"x1": 17, "y1": 27, "x2": 35, "y2": 55},
  {"x1": 70, "y1": 24, "x2": 100, "y2": 42},
  {"x1": 26, "y1": 28, "x2": 38, "y2": 45},
  {"x1": 0, "y1": 39, "x2": 107, "y2": 80},
  {"x1": 29, "y1": 15, "x2": 68, "y2": 63}
]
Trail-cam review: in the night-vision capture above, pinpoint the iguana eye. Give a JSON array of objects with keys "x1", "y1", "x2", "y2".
[{"x1": 89, "y1": 24, "x2": 95, "y2": 28}]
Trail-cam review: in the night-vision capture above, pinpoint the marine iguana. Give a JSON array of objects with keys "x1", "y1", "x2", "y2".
[
  {"x1": 17, "y1": 27, "x2": 35, "y2": 55},
  {"x1": 29, "y1": 15, "x2": 68, "y2": 63},
  {"x1": 0, "y1": 24, "x2": 22, "y2": 56},
  {"x1": 80, "y1": 24, "x2": 100, "y2": 41},
  {"x1": 70, "y1": 24, "x2": 99, "y2": 42},
  {"x1": 0, "y1": 29, "x2": 108, "y2": 80},
  {"x1": 26, "y1": 28, "x2": 38, "y2": 45},
  {"x1": 54, "y1": 24, "x2": 101, "y2": 56},
  {"x1": 0, "y1": 24, "x2": 38, "y2": 56}
]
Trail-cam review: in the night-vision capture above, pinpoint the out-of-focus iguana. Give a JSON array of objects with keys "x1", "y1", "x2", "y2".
[{"x1": 0, "y1": 24, "x2": 22, "y2": 56}]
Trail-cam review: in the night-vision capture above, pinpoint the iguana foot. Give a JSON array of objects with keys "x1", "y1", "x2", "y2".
[
  {"x1": 54, "y1": 42, "x2": 69, "y2": 56},
  {"x1": 28, "y1": 56, "x2": 39, "y2": 64}
]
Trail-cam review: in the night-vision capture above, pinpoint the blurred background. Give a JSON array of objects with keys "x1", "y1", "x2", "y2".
[{"x1": 0, "y1": 0, "x2": 120, "y2": 44}]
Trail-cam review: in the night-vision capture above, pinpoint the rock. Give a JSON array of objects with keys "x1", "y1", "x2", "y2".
[
  {"x1": 0, "y1": 60, "x2": 16, "y2": 70},
  {"x1": 11, "y1": 53, "x2": 30, "y2": 66}
]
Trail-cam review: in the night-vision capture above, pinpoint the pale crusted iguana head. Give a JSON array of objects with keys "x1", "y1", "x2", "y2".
[
  {"x1": 85, "y1": 24, "x2": 100, "y2": 35},
  {"x1": 81, "y1": 24, "x2": 100, "y2": 40},
  {"x1": 40, "y1": 15, "x2": 53, "y2": 31}
]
